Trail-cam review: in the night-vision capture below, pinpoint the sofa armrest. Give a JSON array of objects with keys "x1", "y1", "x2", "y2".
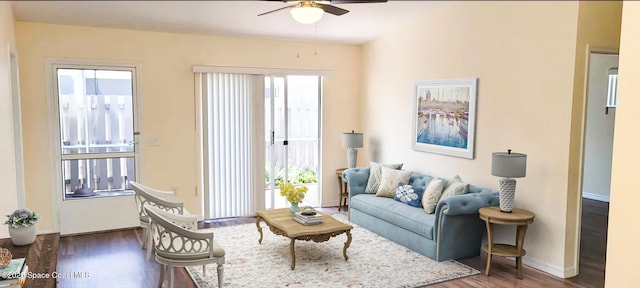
[
  {"x1": 342, "y1": 167, "x2": 370, "y2": 197},
  {"x1": 433, "y1": 191, "x2": 499, "y2": 261},
  {"x1": 434, "y1": 191, "x2": 499, "y2": 232}
]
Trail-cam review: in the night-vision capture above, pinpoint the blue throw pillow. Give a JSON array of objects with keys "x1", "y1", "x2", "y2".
[{"x1": 394, "y1": 183, "x2": 425, "y2": 207}]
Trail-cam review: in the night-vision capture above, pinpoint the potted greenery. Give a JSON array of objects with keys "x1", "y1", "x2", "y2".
[{"x1": 5, "y1": 208, "x2": 39, "y2": 246}]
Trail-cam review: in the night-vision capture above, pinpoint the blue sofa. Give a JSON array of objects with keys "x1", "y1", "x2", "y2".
[{"x1": 342, "y1": 167, "x2": 499, "y2": 261}]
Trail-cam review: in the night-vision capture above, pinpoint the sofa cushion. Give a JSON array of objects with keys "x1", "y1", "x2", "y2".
[
  {"x1": 364, "y1": 162, "x2": 403, "y2": 194},
  {"x1": 376, "y1": 167, "x2": 412, "y2": 198},
  {"x1": 394, "y1": 183, "x2": 424, "y2": 207},
  {"x1": 351, "y1": 194, "x2": 435, "y2": 240},
  {"x1": 422, "y1": 178, "x2": 445, "y2": 214},
  {"x1": 439, "y1": 175, "x2": 469, "y2": 201}
]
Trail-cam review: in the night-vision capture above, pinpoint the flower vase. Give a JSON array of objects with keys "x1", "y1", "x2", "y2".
[
  {"x1": 289, "y1": 202, "x2": 300, "y2": 216},
  {"x1": 8, "y1": 223, "x2": 37, "y2": 246}
]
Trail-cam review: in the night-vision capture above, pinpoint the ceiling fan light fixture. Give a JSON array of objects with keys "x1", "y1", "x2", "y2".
[{"x1": 290, "y1": 6, "x2": 324, "y2": 24}]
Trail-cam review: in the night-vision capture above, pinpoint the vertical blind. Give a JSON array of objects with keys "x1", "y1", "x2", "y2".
[{"x1": 203, "y1": 73, "x2": 255, "y2": 218}]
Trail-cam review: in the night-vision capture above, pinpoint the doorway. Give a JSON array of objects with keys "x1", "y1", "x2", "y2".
[
  {"x1": 199, "y1": 72, "x2": 322, "y2": 217},
  {"x1": 264, "y1": 75, "x2": 321, "y2": 210},
  {"x1": 577, "y1": 51, "x2": 618, "y2": 285},
  {"x1": 49, "y1": 61, "x2": 141, "y2": 235},
  {"x1": 9, "y1": 51, "x2": 25, "y2": 208}
]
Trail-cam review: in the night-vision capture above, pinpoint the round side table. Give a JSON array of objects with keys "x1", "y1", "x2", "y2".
[
  {"x1": 335, "y1": 168, "x2": 349, "y2": 211},
  {"x1": 479, "y1": 206, "x2": 535, "y2": 279}
]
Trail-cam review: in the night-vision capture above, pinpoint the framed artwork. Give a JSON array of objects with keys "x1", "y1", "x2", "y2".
[{"x1": 411, "y1": 78, "x2": 477, "y2": 159}]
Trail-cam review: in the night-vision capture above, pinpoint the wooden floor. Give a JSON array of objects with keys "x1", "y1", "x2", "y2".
[
  {"x1": 566, "y1": 198, "x2": 608, "y2": 288},
  {"x1": 57, "y1": 202, "x2": 607, "y2": 287}
]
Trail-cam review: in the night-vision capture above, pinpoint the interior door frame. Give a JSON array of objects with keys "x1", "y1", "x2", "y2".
[
  {"x1": 8, "y1": 45, "x2": 25, "y2": 208},
  {"x1": 574, "y1": 45, "x2": 618, "y2": 275}
]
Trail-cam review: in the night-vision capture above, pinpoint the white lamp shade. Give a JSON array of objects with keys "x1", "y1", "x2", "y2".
[
  {"x1": 342, "y1": 132, "x2": 363, "y2": 149},
  {"x1": 491, "y1": 151, "x2": 527, "y2": 178},
  {"x1": 290, "y1": 6, "x2": 324, "y2": 24}
]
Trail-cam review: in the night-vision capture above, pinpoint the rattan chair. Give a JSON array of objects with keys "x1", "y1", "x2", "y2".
[{"x1": 145, "y1": 206, "x2": 225, "y2": 288}]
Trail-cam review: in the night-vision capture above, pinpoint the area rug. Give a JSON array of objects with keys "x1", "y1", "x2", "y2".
[{"x1": 186, "y1": 213, "x2": 479, "y2": 288}]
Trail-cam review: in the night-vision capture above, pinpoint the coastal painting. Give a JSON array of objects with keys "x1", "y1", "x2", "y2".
[{"x1": 411, "y1": 78, "x2": 477, "y2": 159}]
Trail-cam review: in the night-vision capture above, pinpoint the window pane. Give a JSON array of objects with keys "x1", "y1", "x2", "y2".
[
  {"x1": 607, "y1": 68, "x2": 618, "y2": 108},
  {"x1": 62, "y1": 157, "x2": 136, "y2": 200},
  {"x1": 57, "y1": 69, "x2": 134, "y2": 154}
]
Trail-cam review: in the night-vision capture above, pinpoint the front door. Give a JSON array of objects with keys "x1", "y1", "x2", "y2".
[{"x1": 51, "y1": 62, "x2": 140, "y2": 235}]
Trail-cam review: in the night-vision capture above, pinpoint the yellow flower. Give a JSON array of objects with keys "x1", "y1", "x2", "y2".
[{"x1": 279, "y1": 182, "x2": 308, "y2": 203}]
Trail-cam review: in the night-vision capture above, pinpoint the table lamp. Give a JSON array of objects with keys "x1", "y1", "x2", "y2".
[
  {"x1": 342, "y1": 131, "x2": 363, "y2": 169},
  {"x1": 491, "y1": 149, "x2": 527, "y2": 213}
]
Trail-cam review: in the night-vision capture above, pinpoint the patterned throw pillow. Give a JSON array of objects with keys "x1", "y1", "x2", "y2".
[
  {"x1": 438, "y1": 175, "x2": 469, "y2": 201},
  {"x1": 422, "y1": 178, "x2": 445, "y2": 214},
  {"x1": 394, "y1": 183, "x2": 425, "y2": 207},
  {"x1": 364, "y1": 162, "x2": 404, "y2": 194},
  {"x1": 376, "y1": 166, "x2": 412, "y2": 198}
]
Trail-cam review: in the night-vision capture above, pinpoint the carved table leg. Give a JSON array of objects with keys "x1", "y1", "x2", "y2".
[
  {"x1": 256, "y1": 216, "x2": 263, "y2": 244},
  {"x1": 290, "y1": 238, "x2": 296, "y2": 270},
  {"x1": 343, "y1": 229, "x2": 352, "y2": 261}
]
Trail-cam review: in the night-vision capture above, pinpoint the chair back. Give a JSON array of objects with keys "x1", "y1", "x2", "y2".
[
  {"x1": 131, "y1": 181, "x2": 184, "y2": 223},
  {"x1": 145, "y1": 206, "x2": 215, "y2": 260}
]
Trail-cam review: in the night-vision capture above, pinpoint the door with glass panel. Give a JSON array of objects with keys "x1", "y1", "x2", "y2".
[
  {"x1": 52, "y1": 64, "x2": 139, "y2": 235},
  {"x1": 264, "y1": 75, "x2": 321, "y2": 209}
]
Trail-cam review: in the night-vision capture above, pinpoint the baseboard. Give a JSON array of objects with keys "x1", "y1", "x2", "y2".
[
  {"x1": 582, "y1": 192, "x2": 610, "y2": 202},
  {"x1": 60, "y1": 226, "x2": 139, "y2": 237},
  {"x1": 499, "y1": 255, "x2": 576, "y2": 278},
  {"x1": 522, "y1": 256, "x2": 577, "y2": 278},
  {"x1": 321, "y1": 200, "x2": 340, "y2": 207},
  {"x1": 36, "y1": 228, "x2": 57, "y2": 235}
]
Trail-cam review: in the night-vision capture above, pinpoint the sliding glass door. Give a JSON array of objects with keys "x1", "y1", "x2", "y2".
[
  {"x1": 264, "y1": 75, "x2": 321, "y2": 209},
  {"x1": 199, "y1": 71, "x2": 321, "y2": 218}
]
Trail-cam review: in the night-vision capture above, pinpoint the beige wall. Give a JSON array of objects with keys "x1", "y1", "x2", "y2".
[
  {"x1": 606, "y1": 2, "x2": 640, "y2": 286},
  {"x1": 11, "y1": 1, "x2": 633, "y2": 280},
  {"x1": 565, "y1": 0, "x2": 622, "y2": 273},
  {"x1": 0, "y1": 1, "x2": 18, "y2": 238},
  {"x1": 15, "y1": 22, "x2": 362, "y2": 232},
  {"x1": 363, "y1": 1, "x2": 582, "y2": 277}
]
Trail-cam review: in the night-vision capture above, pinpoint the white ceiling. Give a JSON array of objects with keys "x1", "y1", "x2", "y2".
[{"x1": 10, "y1": 1, "x2": 436, "y2": 45}]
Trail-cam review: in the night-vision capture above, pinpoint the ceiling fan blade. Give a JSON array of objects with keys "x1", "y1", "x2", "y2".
[
  {"x1": 257, "y1": 4, "x2": 296, "y2": 16},
  {"x1": 328, "y1": 0, "x2": 388, "y2": 3},
  {"x1": 318, "y1": 4, "x2": 349, "y2": 16}
]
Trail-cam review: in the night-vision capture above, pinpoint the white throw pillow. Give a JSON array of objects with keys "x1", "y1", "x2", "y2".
[
  {"x1": 375, "y1": 166, "x2": 412, "y2": 198},
  {"x1": 438, "y1": 175, "x2": 469, "y2": 201},
  {"x1": 422, "y1": 178, "x2": 445, "y2": 214},
  {"x1": 364, "y1": 161, "x2": 404, "y2": 194}
]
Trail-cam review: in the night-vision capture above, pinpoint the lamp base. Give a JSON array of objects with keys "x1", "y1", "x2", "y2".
[
  {"x1": 498, "y1": 178, "x2": 517, "y2": 213},
  {"x1": 347, "y1": 149, "x2": 358, "y2": 169}
]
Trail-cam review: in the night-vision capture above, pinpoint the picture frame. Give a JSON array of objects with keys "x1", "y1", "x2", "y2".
[{"x1": 411, "y1": 78, "x2": 477, "y2": 159}]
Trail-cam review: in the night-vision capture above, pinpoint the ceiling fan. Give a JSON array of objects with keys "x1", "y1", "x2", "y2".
[{"x1": 258, "y1": 0, "x2": 388, "y2": 24}]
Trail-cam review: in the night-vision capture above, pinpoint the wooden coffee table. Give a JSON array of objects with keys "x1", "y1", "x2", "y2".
[{"x1": 255, "y1": 208, "x2": 353, "y2": 270}]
